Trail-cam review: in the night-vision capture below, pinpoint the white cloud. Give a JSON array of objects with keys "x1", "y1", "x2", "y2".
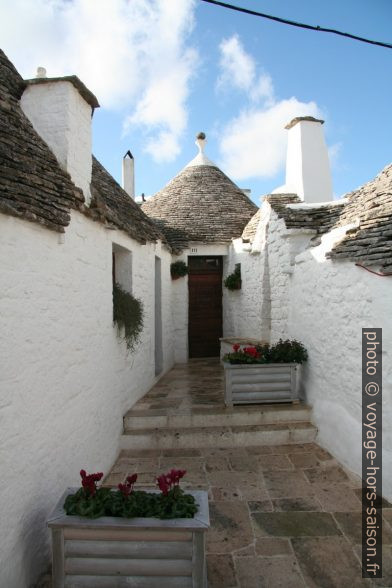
[
  {"x1": 0, "y1": 0, "x2": 198, "y2": 163},
  {"x1": 217, "y1": 34, "x2": 274, "y2": 104},
  {"x1": 220, "y1": 99, "x2": 322, "y2": 180},
  {"x1": 124, "y1": 44, "x2": 198, "y2": 162},
  {"x1": 250, "y1": 74, "x2": 274, "y2": 104},
  {"x1": 328, "y1": 142, "x2": 342, "y2": 165},
  {"x1": 217, "y1": 35, "x2": 255, "y2": 92},
  {"x1": 216, "y1": 35, "x2": 323, "y2": 180}
]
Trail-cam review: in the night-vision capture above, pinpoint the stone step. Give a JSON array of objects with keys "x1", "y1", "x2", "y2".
[
  {"x1": 120, "y1": 421, "x2": 317, "y2": 450},
  {"x1": 124, "y1": 403, "x2": 312, "y2": 431}
]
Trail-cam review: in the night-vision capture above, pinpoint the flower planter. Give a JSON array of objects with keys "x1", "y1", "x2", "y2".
[
  {"x1": 48, "y1": 488, "x2": 209, "y2": 588},
  {"x1": 223, "y1": 362, "x2": 301, "y2": 406},
  {"x1": 219, "y1": 337, "x2": 268, "y2": 361}
]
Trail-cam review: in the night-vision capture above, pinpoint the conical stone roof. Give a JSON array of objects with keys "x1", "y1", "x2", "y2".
[{"x1": 142, "y1": 135, "x2": 258, "y2": 252}]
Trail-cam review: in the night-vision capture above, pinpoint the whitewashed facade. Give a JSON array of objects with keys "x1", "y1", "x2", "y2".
[
  {"x1": 0, "y1": 57, "x2": 174, "y2": 587},
  {"x1": 1, "y1": 50, "x2": 391, "y2": 587}
]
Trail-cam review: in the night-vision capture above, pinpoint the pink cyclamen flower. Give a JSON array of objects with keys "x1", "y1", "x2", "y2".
[
  {"x1": 127, "y1": 473, "x2": 138, "y2": 485},
  {"x1": 157, "y1": 474, "x2": 170, "y2": 495},
  {"x1": 118, "y1": 472, "x2": 138, "y2": 497},
  {"x1": 80, "y1": 470, "x2": 103, "y2": 496}
]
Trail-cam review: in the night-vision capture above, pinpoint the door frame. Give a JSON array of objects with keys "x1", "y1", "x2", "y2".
[{"x1": 187, "y1": 256, "x2": 223, "y2": 358}]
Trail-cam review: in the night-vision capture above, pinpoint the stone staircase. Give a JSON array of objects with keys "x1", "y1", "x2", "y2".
[{"x1": 121, "y1": 403, "x2": 316, "y2": 450}]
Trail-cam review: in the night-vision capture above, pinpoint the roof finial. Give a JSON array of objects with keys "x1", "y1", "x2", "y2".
[
  {"x1": 35, "y1": 67, "x2": 47, "y2": 79},
  {"x1": 195, "y1": 132, "x2": 206, "y2": 154}
]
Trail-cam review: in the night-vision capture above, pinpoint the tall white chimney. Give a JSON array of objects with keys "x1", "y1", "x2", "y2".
[
  {"x1": 284, "y1": 116, "x2": 333, "y2": 203},
  {"x1": 122, "y1": 150, "x2": 135, "y2": 199},
  {"x1": 20, "y1": 68, "x2": 99, "y2": 205}
]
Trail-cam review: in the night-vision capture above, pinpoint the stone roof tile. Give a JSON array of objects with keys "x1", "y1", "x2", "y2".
[
  {"x1": 264, "y1": 167, "x2": 392, "y2": 269},
  {"x1": 328, "y1": 163, "x2": 392, "y2": 269},
  {"x1": 0, "y1": 48, "x2": 84, "y2": 232},
  {"x1": 142, "y1": 163, "x2": 257, "y2": 252},
  {"x1": 242, "y1": 208, "x2": 261, "y2": 242},
  {"x1": 270, "y1": 196, "x2": 345, "y2": 236},
  {"x1": 0, "y1": 49, "x2": 163, "y2": 245},
  {"x1": 89, "y1": 156, "x2": 165, "y2": 245}
]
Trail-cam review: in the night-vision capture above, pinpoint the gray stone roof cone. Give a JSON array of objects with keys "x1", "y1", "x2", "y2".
[{"x1": 142, "y1": 133, "x2": 258, "y2": 252}]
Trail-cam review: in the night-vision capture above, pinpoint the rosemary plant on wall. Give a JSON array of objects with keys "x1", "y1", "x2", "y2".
[{"x1": 113, "y1": 282, "x2": 143, "y2": 350}]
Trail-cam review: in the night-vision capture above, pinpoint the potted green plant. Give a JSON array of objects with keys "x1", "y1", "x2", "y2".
[
  {"x1": 224, "y1": 263, "x2": 241, "y2": 290},
  {"x1": 223, "y1": 339, "x2": 308, "y2": 406},
  {"x1": 48, "y1": 469, "x2": 209, "y2": 587},
  {"x1": 113, "y1": 282, "x2": 143, "y2": 350},
  {"x1": 170, "y1": 260, "x2": 188, "y2": 280}
]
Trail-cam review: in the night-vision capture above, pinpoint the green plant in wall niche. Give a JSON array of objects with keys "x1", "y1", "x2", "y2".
[
  {"x1": 224, "y1": 263, "x2": 241, "y2": 290},
  {"x1": 113, "y1": 282, "x2": 143, "y2": 350},
  {"x1": 170, "y1": 260, "x2": 188, "y2": 280}
]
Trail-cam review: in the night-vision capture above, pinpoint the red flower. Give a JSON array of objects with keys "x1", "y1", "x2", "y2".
[
  {"x1": 157, "y1": 474, "x2": 170, "y2": 496},
  {"x1": 233, "y1": 344, "x2": 240, "y2": 352},
  {"x1": 80, "y1": 470, "x2": 103, "y2": 496},
  {"x1": 127, "y1": 473, "x2": 138, "y2": 485},
  {"x1": 243, "y1": 346, "x2": 259, "y2": 358},
  {"x1": 157, "y1": 469, "x2": 187, "y2": 495},
  {"x1": 118, "y1": 472, "x2": 138, "y2": 497}
]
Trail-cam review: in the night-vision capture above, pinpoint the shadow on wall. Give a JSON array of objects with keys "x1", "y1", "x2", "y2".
[{"x1": 20, "y1": 499, "x2": 50, "y2": 587}]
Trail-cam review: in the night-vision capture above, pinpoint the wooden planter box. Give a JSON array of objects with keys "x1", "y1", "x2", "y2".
[
  {"x1": 224, "y1": 362, "x2": 301, "y2": 406},
  {"x1": 47, "y1": 488, "x2": 209, "y2": 588}
]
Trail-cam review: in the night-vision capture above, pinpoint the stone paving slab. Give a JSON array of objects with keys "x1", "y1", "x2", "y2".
[
  {"x1": 102, "y1": 443, "x2": 391, "y2": 587},
  {"x1": 36, "y1": 359, "x2": 390, "y2": 587},
  {"x1": 36, "y1": 440, "x2": 391, "y2": 587},
  {"x1": 252, "y1": 511, "x2": 341, "y2": 537}
]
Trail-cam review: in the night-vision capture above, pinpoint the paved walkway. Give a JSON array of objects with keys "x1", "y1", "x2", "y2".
[
  {"x1": 126, "y1": 358, "x2": 225, "y2": 415},
  {"x1": 111, "y1": 360, "x2": 392, "y2": 587},
  {"x1": 38, "y1": 360, "x2": 392, "y2": 587},
  {"x1": 107, "y1": 443, "x2": 391, "y2": 587}
]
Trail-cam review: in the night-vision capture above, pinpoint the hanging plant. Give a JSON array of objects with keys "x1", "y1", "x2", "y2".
[
  {"x1": 224, "y1": 263, "x2": 241, "y2": 290},
  {"x1": 170, "y1": 260, "x2": 188, "y2": 280},
  {"x1": 113, "y1": 282, "x2": 143, "y2": 350}
]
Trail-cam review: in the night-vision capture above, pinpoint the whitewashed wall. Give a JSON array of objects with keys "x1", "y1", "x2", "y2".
[
  {"x1": 171, "y1": 254, "x2": 189, "y2": 363},
  {"x1": 21, "y1": 82, "x2": 93, "y2": 203},
  {"x1": 288, "y1": 251, "x2": 392, "y2": 500},
  {"x1": 223, "y1": 202, "x2": 392, "y2": 501},
  {"x1": 267, "y1": 210, "x2": 316, "y2": 342},
  {"x1": 0, "y1": 211, "x2": 174, "y2": 587},
  {"x1": 223, "y1": 240, "x2": 266, "y2": 340}
]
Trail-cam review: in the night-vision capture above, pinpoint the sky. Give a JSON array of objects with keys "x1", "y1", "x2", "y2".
[{"x1": 0, "y1": 0, "x2": 391, "y2": 205}]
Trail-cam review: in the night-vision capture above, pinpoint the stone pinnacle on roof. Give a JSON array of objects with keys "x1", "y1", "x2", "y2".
[
  {"x1": 35, "y1": 67, "x2": 47, "y2": 78},
  {"x1": 141, "y1": 132, "x2": 258, "y2": 251},
  {"x1": 186, "y1": 131, "x2": 216, "y2": 168},
  {"x1": 196, "y1": 131, "x2": 206, "y2": 153}
]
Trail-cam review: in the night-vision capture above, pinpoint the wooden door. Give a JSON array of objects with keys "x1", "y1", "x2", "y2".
[{"x1": 188, "y1": 257, "x2": 223, "y2": 358}]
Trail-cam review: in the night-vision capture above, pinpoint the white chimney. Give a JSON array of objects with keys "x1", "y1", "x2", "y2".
[
  {"x1": 20, "y1": 68, "x2": 99, "y2": 205},
  {"x1": 284, "y1": 116, "x2": 333, "y2": 203},
  {"x1": 122, "y1": 150, "x2": 135, "y2": 199}
]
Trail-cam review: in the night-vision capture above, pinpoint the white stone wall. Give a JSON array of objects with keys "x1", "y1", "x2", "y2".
[
  {"x1": 267, "y1": 211, "x2": 316, "y2": 343},
  {"x1": 171, "y1": 254, "x2": 189, "y2": 363},
  {"x1": 266, "y1": 214, "x2": 292, "y2": 342},
  {"x1": 0, "y1": 211, "x2": 173, "y2": 587},
  {"x1": 222, "y1": 241, "x2": 267, "y2": 341},
  {"x1": 223, "y1": 202, "x2": 392, "y2": 500},
  {"x1": 288, "y1": 252, "x2": 392, "y2": 500},
  {"x1": 21, "y1": 82, "x2": 93, "y2": 203}
]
